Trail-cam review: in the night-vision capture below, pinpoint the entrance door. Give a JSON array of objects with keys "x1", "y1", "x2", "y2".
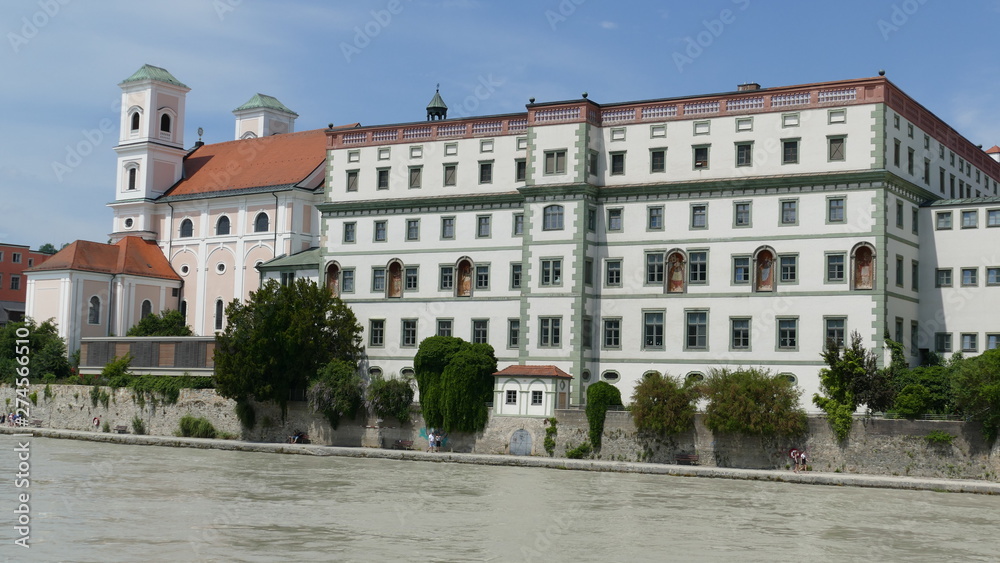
[{"x1": 509, "y1": 429, "x2": 532, "y2": 456}]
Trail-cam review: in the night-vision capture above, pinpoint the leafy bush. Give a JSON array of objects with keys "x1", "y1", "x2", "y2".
[
  {"x1": 894, "y1": 384, "x2": 932, "y2": 419},
  {"x1": 43, "y1": 384, "x2": 53, "y2": 400},
  {"x1": 308, "y1": 359, "x2": 363, "y2": 429},
  {"x1": 630, "y1": 371, "x2": 698, "y2": 436},
  {"x1": 565, "y1": 442, "x2": 592, "y2": 459},
  {"x1": 0, "y1": 319, "x2": 71, "y2": 383},
  {"x1": 28, "y1": 392, "x2": 37, "y2": 405},
  {"x1": 586, "y1": 381, "x2": 623, "y2": 450},
  {"x1": 101, "y1": 420, "x2": 110, "y2": 433},
  {"x1": 367, "y1": 375, "x2": 415, "y2": 424},
  {"x1": 89, "y1": 386, "x2": 110, "y2": 409},
  {"x1": 131, "y1": 416, "x2": 146, "y2": 435},
  {"x1": 414, "y1": 337, "x2": 496, "y2": 432},
  {"x1": 126, "y1": 309, "x2": 193, "y2": 337},
  {"x1": 178, "y1": 415, "x2": 217, "y2": 438},
  {"x1": 102, "y1": 354, "x2": 133, "y2": 382},
  {"x1": 108, "y1": 373, "x2": 213, "y2": 405},
  {"x1": 814, "y1": 332, "x2": 891, "y2": 440},
  {"x1": 894, "y1": 364, "x2": 953, "y2": 415},
  {"x1": 703, "y1": 367, "x2": 807, "y2": 437},
  {"x1": 950, "y1": 348, "x2": 1000, "y2": 441},
  {"x1": 925, "y1": 430, "x2": 954, "y2": 445},
  {"x1": 544, "y1": 418, "x2": 557, "y2": 457}
]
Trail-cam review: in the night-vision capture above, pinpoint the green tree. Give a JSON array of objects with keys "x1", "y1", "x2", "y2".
[
  {"x1": 814, "y1": 332, "x2": 878, "y2": 440},
  {"x1": 586, "y1": 381, "x2": 623, "y2": 449},
  {"x1": 126, "y1": 309, "x2": 193, "y2": 336},
  {"x1": 308, "y1": 359, "x2": 364, "y2": 429},
  {"x1": 950, "y1": 348, "x2": 1000, "y2": 441},
  {"x1": 367, "y1": 374, "x2": 415, "y2": 424},
  {"x1": 630, "y1": 371, "x2": 698, "y2": 436},
  {"x1": 214, "y1": 279, "x2": 363, "y2": 415},
  {"x1": 37, "y1": 243, "x2": 59, "y2": 255},
  {"x1": 0, "y1": 318, "x2": 71, "y2": 383},
  {"x1": 892, "y1": 363, "x2": 953, "y2": 415},
  {"x1": 893, "y1": 384, "x2": 932, "y2": 419},
  {"x1": 439, "y1": 344, "x2": 496, "y2": 432},
  {"x1": 413, "y1": 336, "x2": 465, "y2": 428},
  {"x1": 703, "y1": 367, "x2": 807, "y2": 437}
]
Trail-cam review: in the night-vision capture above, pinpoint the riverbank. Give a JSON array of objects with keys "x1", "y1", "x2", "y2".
[{"x1": 4, "y1": 426, "x2": 998, "y2": 495}]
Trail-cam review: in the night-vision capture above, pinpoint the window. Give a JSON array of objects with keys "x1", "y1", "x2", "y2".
[
  {"x1": 987, "y1": 334, "x2": 1000, "y2": 351},
  {"x1": 408, "y1": 167, "x2": 422, "y2": 189},
  {"x1": 934, "y1": 333, "x2": 952, "y2": 354},
  {"x1": 691, "y1": 204, "x2": 707, "y2": 229},
  {"x1": 912, "y1": 260, "x2": 919, "y2": 291},
  {"x1": 895, "y1": 255, "x2": 904, "y2": 287},
  {"x1": 369, "y1": 320, "x2": 385, "y2": 347},
  {"x1": 88, "y1": 295, "x2": 101, "y2": 324},
  {"x1": 650, "y1": 149, "x2": 666, "y2": 173},
  {"x1": 733, "y1": 256, "x2": 750, "y2": 284},
  {"x1": 443, "y1": 164, "x2": 457, "y2": 186},
  {"x1": 477, "y1": 215, "x2": 491, "y2": 238},
  {"x1": 643, "y1": 311, "x2": 664, "y2": 350},
  {"x1": 935, "y1": 268, "x2": 952, "y2": 287},
  {"x1": 139, "y1": 299, "x2": 152, "y2": 320},
  {"x1": 372, "y1": 268, "x2": 386, "y2": 292},
  {"x1": 377, "y1": 169, "x2": 389, "y2": 189},
  {"x1": 346, "y1": 170, "x2": 359, "y2": 191},
  {"x1": 515, "y1": 159, "x2": 526, "y2": 182},
  {"x1": 961, "y1": 267, "x2": 978, "y2": 286},
  {"x1": 401, "y1": 319, "x2": 417, "y2": 347},
  {"x1": 893, "y1": 139, "x2": 901, "y2": 167},
  {"x1": 374, "y1": 220, "x2": 387, "y2": 242},
  {"x1": 130, "y1": 111, "x2": 140, "y2": 131},
  {"x1": 988, "y1": 209, "x2": 1000, "y2": 227},
  {"x1": 214, "y1": 299, "x2": 224, "y2": 331},
  {"x1": 506, "y1": 390, "x2": 517, "y2": 405},
  {"x1": 404, "y1": 267, "x2": 418, "y2": 291},
  {"x1": 160, "y1": 113, "x2": 171, "y2": 133},
  {"x1": 734, "y1": 202, "x2": 751, "y2": 227},
  {"x1": 510, "y1": 263, "x2": 522, "y2": 289},
  {"x1": 584, "y1": 259, "x2": 594, "y2": 286},
  {"x1": 780, "y1": 255, "x2": 797, "y2": 283},
  {"x1": 406, "y1": 219, "x2": 420, "y2": 241},
  {"x1": 962, "y1": 333, "x2": 978, "y2": 353},
  {"x1": 610, "y1": 152, "x2": 625, "y2": 175},
  {"x1": 912, "y1": 207, "x2": 919, "y2": 234},
  {"x1": 896, "y1": 201, "x2": 904, "y2": 228},
  {"x1": 603, "y1": 318, "x2": 621, "y2": 348},
  {"x1": 736, "y1": 143, "x2": 752, "y2": 166},
  {"x1": 895, "y1": 318, "x2": 904, "y2": 344},
  {"x1": 127, "y1": 167, "x2": 137, "y2": 190},
  {"x1": 215, "y1": 216, "x2": 231, "y2": 236},
  {"x1": 936, "y1": 211, "x2": 952, "y2": 230},
  {"x1": 480, "y1": 139, "x2": 493, "y2": 153},
  {"x1": 648, "y1": 206, "x2": 664, "y2": 230},
  {"x1": 439, "y1": 266, "x2": 454, "y2": 290},
  {"x1": 589, "y1": 151, "x2": 598, "y2": 175},
  {"x1": 582, "y1": 316, "x2": 593, "y2": 349},
  {"x1": 472, "y1": 319, "x2": 488, "y2": 344},
  {"x1": 962, "y1": 210, "x2": 978, "y2": 228},
  {"x1": 540, "y1": 259, "x2": 562, "y2": 286},
  {"x1": 508, "y1": 319, "x2": 520, "y2": 348},
  {"x1": 688, "y1": 251, "x2": 707, "y2": 284},
  {"x1": 607, "y1": 208, "x2": 623, "y2": 232},
  {"x1": 781, "y1": 200, "x2": 797, "y2": 225},
  {"x1": 907, "y1": 148, "x2": 914, "y2": 175},
  {"x1": 348, "y1": 150, "x2": 360, "y2": 163},
  {"x1": 475, "y1": 265, "x2": 490, "y2": 289},
  {"x1": 279, "y1": 272, "x2": 294, "y2": 286},
  {"x1": 513, "y1": 213, "x2": 524, "y2": 236},
  {"x1": 445, "y1": 143, "x2": 457, "y2": 156},
  {"x1": 782, "y1": 139, "x2": 799, "y2": 164},
  {"x1": 531, "y1": 390, "x2": 543, "y2": 406},
  {"x1": 254, "y1": 213, "x2": 269, "y2": 233},
  {"x1": 827, "y1": 254, "x2": 845, "y2": 282},
  {"x1": 783, "y1": 113, "x2": 800, "y2": 127},
  {"x1": 342, "y1": 269, "x2": 354, "y2": 293},
  {"x1": 778, "y1": 318, "x2": 798, "y2": 350},
  {"x1": 987, "y1": 267, "x2": 1000, "y2": 286},
  {"x1": 731, "y1": 318, "x2": 750, "y2": 350},
  {"x1": 605, "y1": 259, "x2": 622, "y2": 287},
  {"x1": 612, "y1": 127, "x2": 627, "y2": 140},
  {"x1": 651, "y1": 124, "x2": 667, "y2": 137},
  {"x1": 544, "y1": 150, "x2": 566, "y2": 174},
  {"x1": 179, "y1": 218, "x2": 193, "y2": 238},
  {"x1": 543, "y1": 205, "x2": 564, "y2": 230},
  {"x1": 693, "y1": 146, "x2": 709, "y2": 169},
  {"x1": 437, "y1": 319, "x2": 453, "y2": 337},
  {"x1": 479, "y1": 161, "x2": 493, "y2": 184},
  {"x1": 686, "y1": 311, "x2": 708, "y2": 350},
  {"x1": 828, "y1": 137, "x2": 845, "y2": 161},
  {"x1": 828, "y1": 198, "x2": 845, "y2": 223},
  {"x1": 12, "y1": 253, "x2": 22, "y2": 264},
  {"x1": 441, "y1": 217, "x2": 455, "y2": 239},
  {"x1": 646, "y1": 253, "x2": 664, "y2": 284},
  {"x1": 539, "y1": 317, "x2": 562, "y2": 347},
  {"x1": 825, "y1": 318, "x2": 846, "y2": 348}
]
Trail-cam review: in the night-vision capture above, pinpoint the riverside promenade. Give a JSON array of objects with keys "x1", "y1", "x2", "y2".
[{"x1": 4, "y1": 426, "x2": 999, "y2": 495}]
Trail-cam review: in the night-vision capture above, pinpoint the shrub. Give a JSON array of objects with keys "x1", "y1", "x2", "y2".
[
  {"x1": 307, "y1": 359, "x2": 363, "y2": 429},
  {"x1": 565, "y1": 442, "x2": 592, "y2": 459},
  {"x1": 101, "y1": 420, "x2": 110, "y2": 433},
  {"x1": 950, "y1": 348, "x2": 1000, "y2": 441},
  {"x1": 28, "y1": 392, "x2": 37, "y2": 405},
  {"x1": 630, "y1": 371, "x2": 698, "y2": 436},
  {"x1": 586, "y1": 381, "x2": 623, "y2": 450},
  {"x1": 367, "y1": 375, "x2": 415, "y2": 424},
  {"x1": 43, "y1": 384, "x2": 53, "y2": 400},
  {"x1": 925, "y1": 430, "x2": 954, "y2": 446},
  {"x1": 178, "y1": 415, "x2": 218, "y2": 438},
  {"x1": 102, "y1": 354, "x2": 133, "y2": 382},
  {"x1": 894, "y1": 384, "x2": 932, "y2": 419},
  {"x1": 544, "y1": 418, "x2": 557, "y2": 457},
  {"x1": 132, "y1": 416, "x2": 146, "y2": 435},
  {"x1": 109, "y1": 373, "x2": 213, "y2": 406},
  {"x1": 702, "y1": 367, "x2": 807, "y2": 437}
]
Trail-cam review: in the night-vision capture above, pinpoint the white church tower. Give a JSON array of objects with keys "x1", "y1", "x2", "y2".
[
  {"x1": 232, "y1": 93, "x2": 297, "y2": 139},
  {"x1": 109, "y1": 64, "x2": 190, "y2": 242}
]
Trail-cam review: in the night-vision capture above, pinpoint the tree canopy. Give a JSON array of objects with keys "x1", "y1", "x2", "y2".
[
  {"x1": 37, "y1": 243, "x2": 58, "y2": 255},
  {"x1": 214, "y1": 279, "x2": 363, "y2": 413},
  {"x1": 126, "y1": 309, "x2": 193, "y2": 337},
  {"x1": 413, "y1": 336, "x2": 496, "y2": 432},
  {"x1": 814, "y1": 332, "x2": 881, "y2": 440},
  {"x1": 586, "y1": 381, "x2": 623, "y2": 449},
  {"x1": 703, "y1": 367, "x2": 807, "y2": 437},
  {"x1": 630, "y1": 371, "x2": 698, "y2": 436},
  {"x1": 950, "y1": 348, "x2": 1000, "y2": 441},
  {"x1": 0, "y1": 318, "x2": 71, "y2": 383}
]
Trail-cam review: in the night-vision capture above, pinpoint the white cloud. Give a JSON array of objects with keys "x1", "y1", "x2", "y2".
[{"x1": 600, "y1": 21, "x2": 618, "y2": 29}]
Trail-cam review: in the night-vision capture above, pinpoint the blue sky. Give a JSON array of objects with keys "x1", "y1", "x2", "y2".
[{"x1": 3, "y1": 0, "x2": 1000, "y2": 249}]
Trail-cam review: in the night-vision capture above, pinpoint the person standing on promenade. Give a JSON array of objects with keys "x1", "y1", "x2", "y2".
[
  {"x1": 427, "y1": 430, "x2": 435, "y2": 452},
  {"x1": 798, "y1": 450, "x2": 808, "y2": 472}
]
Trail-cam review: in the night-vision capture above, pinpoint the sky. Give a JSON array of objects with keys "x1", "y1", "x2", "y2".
[{"x1": 3, "y1": 0, "x2": 1000, "y2": 250}]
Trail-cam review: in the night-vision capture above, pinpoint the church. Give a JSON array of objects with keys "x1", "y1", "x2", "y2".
[{"x1": 26, "y1": 65, "x2": 1000, "y2": 409}]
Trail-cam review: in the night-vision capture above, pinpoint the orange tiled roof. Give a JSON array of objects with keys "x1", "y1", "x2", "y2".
[
  {"x1": 986, "y1": 145, "x2": 1000, "y2": 155},
  {"x1": 26, "y1": 237, "x2": 180, "y2": 281},
  {"x1": 493, "y1": 365, "x2": 573, "y2": 379},
  {"x1": 163, "y1": 125, "x2": 358, "y2": 198}
]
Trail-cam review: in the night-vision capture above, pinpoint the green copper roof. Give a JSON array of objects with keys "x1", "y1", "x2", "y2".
[
  {"x1": 426, "y1": 89, "x2": 448, "y2": 110},
  {"x1": 256, "y1": 247, "x2": 321, "y2": 271},
  {"x1": 233, "y1": 93, "x2": 298, "y2": 116},
  {"x1": 120, "y1": 64, "x2": 188, "y2": 88}
]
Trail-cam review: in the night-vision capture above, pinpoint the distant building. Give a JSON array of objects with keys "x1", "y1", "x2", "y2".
[{"x1": 0, "y1": 243, "x2": 51, "y2": 325}]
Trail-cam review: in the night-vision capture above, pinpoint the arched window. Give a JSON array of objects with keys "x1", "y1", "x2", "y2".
[
  {"x1": 140, "y1": 300, "x2": 152, "y2": 320},
  {"x1": 127, "y1": 167, "x2": 137, "y2": 190},
  {"x1": 686, "y1": 372, "x2": 705, "y2": 383},
  {"x1": 254, "y1": 212, "x2": 269, "y2": 233},
  {"x1": 456, "y1": 258, "x2": 473, "y2": 297},
  {"x1": 88, "y1": 296, "x2": 101, "y2": 325},
  {"x1": 326, "y1": 263, "x2": 340, "y2": 297},
  {"x1": 851, "y1": 244, "x2": 875, "y2": 290},
  {"x1": 130, "y1": 111, "x2": 140, "y2": 132},
  {"x1": 387, "y1": 261, "x2": 403, "y2": 298},
  {"x1": 754, "y1": 247, "x2": 776, "y2": 292},
  {"x1": 602, "y1": 370, "x2": 620, "y2": 381},
  {"x1": 216, "y1": 216, "x2": 230, "y2": 236},
  {"x1": 180, "y1": 300, "x2": 187, "y2": 321},
  {"x1": 667, "y1": 250, "x2": 686, "y2": 293},
  {"x1": 160, "y1": 114, "x2": 171, "y2": 133},
  {"x1": 179, "y1": 219, "x2": 193, "y2": 238},
  {"x1": 214, "y1": 299, "x2": 224, "y2": 331},
  {"x1": 368, "y1": 367, "x2": 383, "y2": 378},
  {"x1": 543, "y1": 204, "x2": 564, "y2": 231}
]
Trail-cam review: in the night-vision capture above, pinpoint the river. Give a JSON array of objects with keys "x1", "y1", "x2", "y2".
[{"x1": 1, "y1": 435, "x2": 998, "y2": 562}]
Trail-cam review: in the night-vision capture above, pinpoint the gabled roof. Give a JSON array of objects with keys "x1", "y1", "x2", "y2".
[
  {"x1": 257, "y1": 247, "x2": 321, "y2": 271},
  {"x1": 924, "y1": 196, "x2": 1000, "y2": 207},
  {"x1": 493, "y1": 365, "x2": 573, "y2": 379},
  {"x1": 120, "y1": 64, "x2": 188, "y2": 88},
  {"x1": 234, "y1": 93, "x2": 298, "y2": 116},
  {"x1": 26, "y1": 237, "x2": 180, "y2": 281},
  {"x1": 986, "y1": 145, "x2": 1000, "y2": 155}
]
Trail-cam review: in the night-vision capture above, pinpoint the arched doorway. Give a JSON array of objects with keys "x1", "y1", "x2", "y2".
[
  {"x1": 388, "y1": 261, "x2": 403, "y2": 298},
  {"x1": 509, "y1": 429, "x2": 532, "y2": 456},
  {"x1": 326, "y1": 263, "x2": 340, "y2": 297},
  {"x1": 456, "y1": 258, "x2": 473, "y2": 297}
]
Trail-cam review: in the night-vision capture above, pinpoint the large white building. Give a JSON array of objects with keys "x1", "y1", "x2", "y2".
[{"x1": 27, "y1": 66, "x2": 1000, "y2": 409}]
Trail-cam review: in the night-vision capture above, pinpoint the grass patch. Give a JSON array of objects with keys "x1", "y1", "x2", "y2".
[{"x1": 178, "y1": 415, "x2": 217, "y2": 439}]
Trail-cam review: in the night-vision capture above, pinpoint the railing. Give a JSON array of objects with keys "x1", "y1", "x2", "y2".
[
  {"x1": 684, "y1": 100, "x2": 721, "y2": 115},
  {"x1": 726, "y1": 96, "x2": 764, "y2": 112},
  {"x1": 771, "y1": 91, "x2": 811, "y2": 107},
  {"x1": 534, "y1": 107, "x2": 581, "y2": 122},
  {"x1": 641, "y1": 105, "x2": 678, "y2": 119},
  {"x1": 818, "y1": 88, "x2": 857, "y2": 103},
  {"x1": 601, "y1": 108, "x2": 635, "y2": 123},
  {"x1": 471, "y1": 121, "x2": 503, "y2": 135}
]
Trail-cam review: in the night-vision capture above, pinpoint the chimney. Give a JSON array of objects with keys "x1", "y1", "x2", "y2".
[{"x1": 737, "y1": 82, "x2": 760, "y2": 92}]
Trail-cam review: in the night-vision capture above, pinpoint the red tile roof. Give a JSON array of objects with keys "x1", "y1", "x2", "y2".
[
  {"x1": 493, "y1": 365, "x2": 573, "y2": 379},
  {"x1": 986, "y1": 145, "x2": 1000, "y2": 155},
  {"x1": 26, "y1": 237, "x2": 180, "y2": 281},
  {"x1": 163, "y1": 125, "x2": 358, "y2": 198}
]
